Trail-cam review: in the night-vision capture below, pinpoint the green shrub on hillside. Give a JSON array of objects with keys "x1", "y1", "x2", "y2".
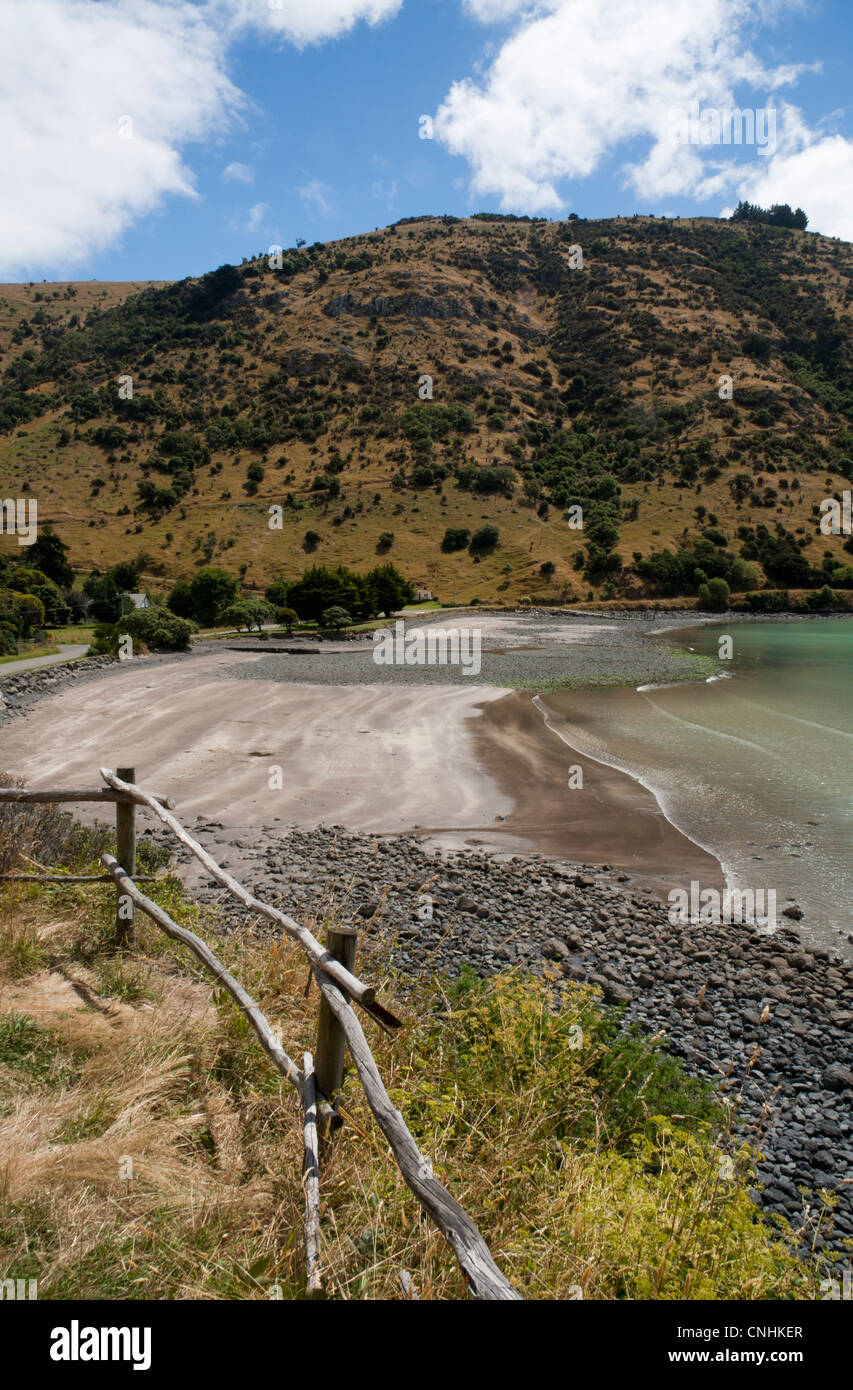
[
  {"x1": 470, "y1": 525, "x2": 500, "y2": 554},
  {"x1": 440, "y1": 527, "x2": 470, "y2": 553},
  {"x1": 697, "y1": 577, "x2": 730, "y2": 611}
]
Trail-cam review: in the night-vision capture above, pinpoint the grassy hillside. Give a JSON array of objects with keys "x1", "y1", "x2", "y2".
[{"x1": 1, "y1": 215, "x2": 852, "y2": 605}]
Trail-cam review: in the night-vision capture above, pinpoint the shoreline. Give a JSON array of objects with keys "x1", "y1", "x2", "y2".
[
  {"x1": 0, "y1": 609, "x2": 846, "y2": 951},
  {"x1": 533, "y1": 692, "x2": 730, "y2": 897},
  {"x1": 0, "y1": 645, "x2": 724, "y2": 908}
]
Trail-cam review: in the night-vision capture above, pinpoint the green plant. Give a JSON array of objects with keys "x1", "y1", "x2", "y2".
[
  {"x1": 697, "y1": 577, "x2": 730, "y2": 611},
  {"x1": 321, "y1": 605, "x2": 352, "y2": 631},
  {"x1": 275, "y1": 607, "x2": 298, "y2": 633}
]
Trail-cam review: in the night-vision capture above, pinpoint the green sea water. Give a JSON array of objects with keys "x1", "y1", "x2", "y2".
[{"x1": 544, "y1": 616, "x2": 853, "y2": 955}]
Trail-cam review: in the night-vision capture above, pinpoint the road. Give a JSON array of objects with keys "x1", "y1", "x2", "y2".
[{"x1": 0, "y1": 643, "x2": 89, "y2": 677}]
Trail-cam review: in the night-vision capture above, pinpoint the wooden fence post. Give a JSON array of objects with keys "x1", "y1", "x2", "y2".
[
  {"x1": 114, "y1": 765, "x2": 136, "y2": 948},
  {"x1": 315, "y1": 926, "x2": 357, "y2": 1118}
]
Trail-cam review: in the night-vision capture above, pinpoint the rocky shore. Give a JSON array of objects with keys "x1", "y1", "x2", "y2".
[{"x1": 147, "y1": 818, "x2": 853, "y2": 1256}]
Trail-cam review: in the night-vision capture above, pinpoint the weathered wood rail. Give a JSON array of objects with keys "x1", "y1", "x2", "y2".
[{"x1": 0, "y1": 768, "x2": 520, "y2": 1301}]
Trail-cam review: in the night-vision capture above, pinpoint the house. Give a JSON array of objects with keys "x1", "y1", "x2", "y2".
[
  {"x1": 414, "y1": 587, "x2": 434, "y2": 602},
  {"x1": 124, "y1": 593, "x2": 151, "y2": 610}
]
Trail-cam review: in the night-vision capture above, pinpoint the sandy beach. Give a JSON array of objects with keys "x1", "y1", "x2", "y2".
[{"x1": 0, "y1": 642, "x2": 722, "y2": 900}]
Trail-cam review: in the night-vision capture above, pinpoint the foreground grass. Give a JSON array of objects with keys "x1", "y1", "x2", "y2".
[
  {"x1": 0, "y1": 803, "x2": 838, "y2": 1300},
  {"x1": 46, "y1": 625, "x2": 96, "y2": 645}
]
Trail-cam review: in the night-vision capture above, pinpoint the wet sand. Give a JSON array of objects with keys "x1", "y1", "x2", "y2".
[
  {"x1": 0, "y1": 649, "x2": 722, "y2": 901},
  {"x1": 462, "y1": 690, "x2": 724, "y2": 898}
]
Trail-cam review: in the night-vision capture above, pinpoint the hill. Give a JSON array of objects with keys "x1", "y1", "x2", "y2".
[{"x1": 1, "y1": 215, "x2": 852, "y2": 605}]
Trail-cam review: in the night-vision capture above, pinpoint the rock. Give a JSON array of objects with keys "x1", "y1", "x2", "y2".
[
  {"x1": 455, "y1": 894, "x2": 478, "y2": 914},
  {"x1": 543, "y1": 938, "x2": 569, "y2": 962},
  {"x1": 822, "y1": 1064, "x2": 853, "y2": 1092},
  {"x1": 783, "y1": 905, "x2": 804, "y2": 921},
  {"x1": 588, "y1": 972, "x2": 632, "y2": 1005}
]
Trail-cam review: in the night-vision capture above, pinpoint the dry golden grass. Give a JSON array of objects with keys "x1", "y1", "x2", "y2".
[{"x1": 0, "y1": 877, "x2": 837, "y2": 1302}]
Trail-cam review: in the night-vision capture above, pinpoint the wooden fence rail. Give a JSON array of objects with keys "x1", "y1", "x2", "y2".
[{"x1": 0, "y1": 768, "x2": 520, "y2": 1302}]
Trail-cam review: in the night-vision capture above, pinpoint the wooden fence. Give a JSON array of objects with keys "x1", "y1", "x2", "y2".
[{"x1": 0, "y1": 767, "x2": 520, "y2": 1301}]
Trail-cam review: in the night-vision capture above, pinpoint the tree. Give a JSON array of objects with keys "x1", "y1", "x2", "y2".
[
  {"x1": 84, "y1": 572, "x2": 123, "y2": 622},
  {"x1": 470, "y1": 525, "x2": 500, "y2": 554},
  {"x1": 64, "y1": 589, "x2": 89, "y2": 623},
  {"x1": 0, "y1": 588, "x2": 44, "y2": 637},
  {"x1": 110, "y1": 559, "x2": 143, "y2": 591},
  {"x1": 321, "y1": 606, "x2": 352, "y2": 631},
  {"x1": 187, "y1": 566, "x2": 239, "y2": 626},
  {"x1": 366, "y1": 563, "x2": 414, "y2": 616},
  {"x1": 167, "y1": 579, "x2": 195, "y2": 619},
  {"x1": 218, "y1": 603, "x2": 250, "y2": 631},
  {"x1": 219, "y1": 598, "x2": 273, "y2": 632},
  {"x1": 441, "y1": 527, "x2": 470, "y2": 553},
  {"x1": 95, "y1": 607, "x2": 193, "y2": 653},
  {"x1": 264, "y1": 580, "x2": 291, "y2": 609},
  {"x1": 276, "y1": 606, "x2": 299, "y2": 633},
  {"x1": 287, "y1": 567, "x2": 356, "y2": 622},
  {"x1": 730, "y1": 200, "x2": 808, "y2": 230},
  {"x1": 8, "y1": 566, "x2": 71, "y2": 625},
  {"x1": 697, "y1": 577, "x2": 730, "y2": 611},
  {"x1": 24, "y1": 526, "x2": 73, "y2": 587}
]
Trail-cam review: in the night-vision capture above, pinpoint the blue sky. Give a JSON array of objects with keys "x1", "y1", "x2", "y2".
[{"x1": 2, "y1": 0, "x2": 852, "y2": 283}]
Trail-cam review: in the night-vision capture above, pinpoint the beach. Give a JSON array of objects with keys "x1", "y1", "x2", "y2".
[{"x1": 0, "y1": 624, "x2": 722, "y2": 903}]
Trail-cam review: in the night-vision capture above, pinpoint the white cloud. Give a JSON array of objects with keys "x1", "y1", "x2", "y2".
[
  {"x1": 0, "y1": 0, "x2": 402, "y2": 276},
  {"x1": 434, "y1": 0, "x2": 851, "y2": 231},
  {"x1": 246, "y1": 201, "x2": 270, "y2": 229},
  {"x1": 462, "y1": 0, "x2": 538, "y2": 20},
  {"x1": 298, "y1": 179, "x2": 335, "y2": 217},
  {"x1": 735, "y1": 136, "x2": 853, "y2": 239},
  {"x1": 223, "y1": 161, "x2": 255, "y2": 183},
  {"x1": 0, "y1": 0, "x2": 243, "y2": 276},
  {"x1": 217, "y1": 0, "x2": 402, "y2": 47}
]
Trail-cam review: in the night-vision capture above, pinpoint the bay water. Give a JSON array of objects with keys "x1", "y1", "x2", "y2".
[{"x1": 542, "y1": 616, "x2": 853, "y2": 956}]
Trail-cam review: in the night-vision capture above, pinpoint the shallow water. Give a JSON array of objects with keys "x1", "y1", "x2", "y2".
[{"x1": 543, "y1": 617, "x2": 853, "y2": 956}]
